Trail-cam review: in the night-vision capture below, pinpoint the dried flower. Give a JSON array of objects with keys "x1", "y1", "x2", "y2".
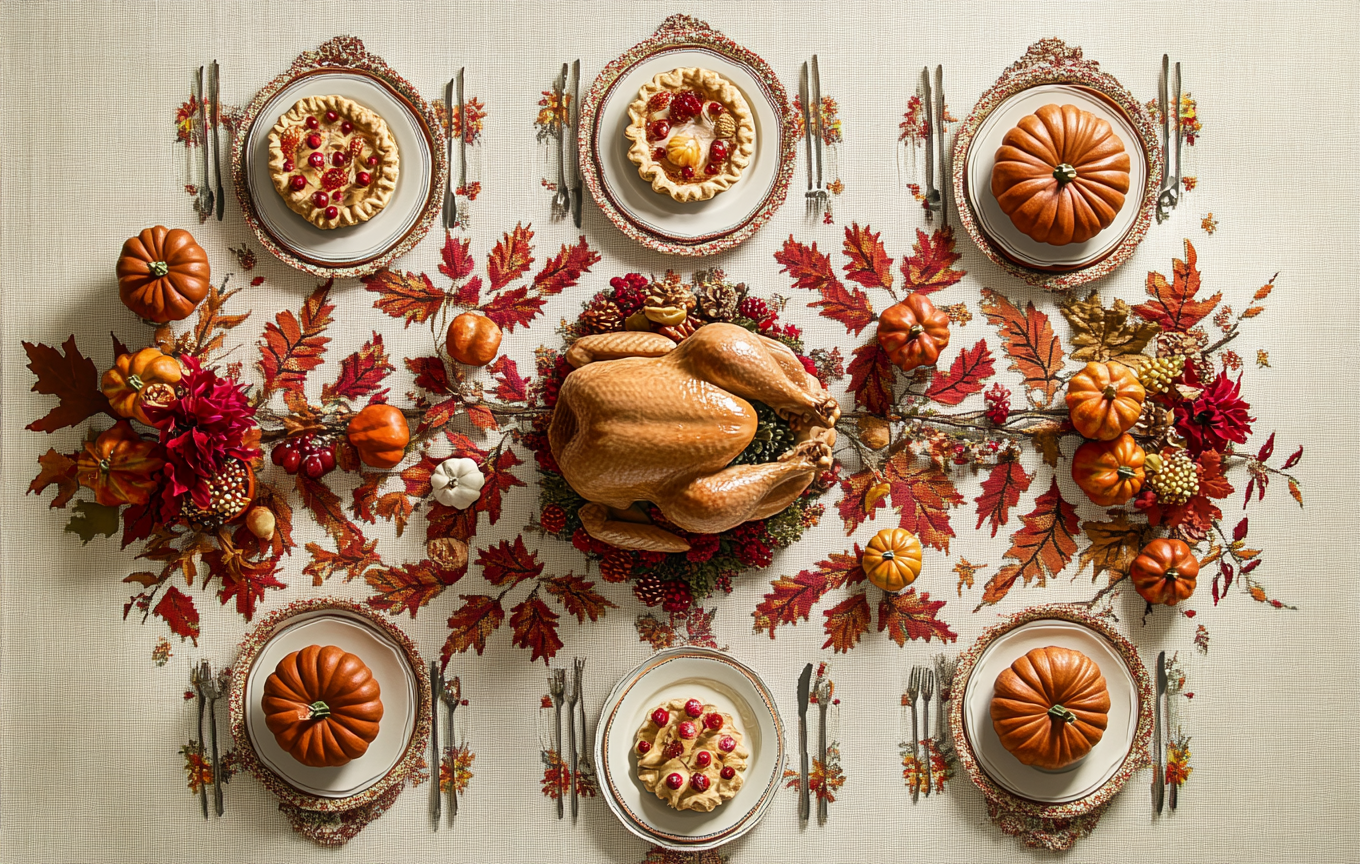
[{"x1": 1174, "y1": 370, "x2": 1254, "y2": 454}]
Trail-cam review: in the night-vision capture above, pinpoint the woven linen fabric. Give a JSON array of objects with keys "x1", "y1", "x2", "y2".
[{"x1": 2, "y1": 1, "x2": 1358, "y2": 862}]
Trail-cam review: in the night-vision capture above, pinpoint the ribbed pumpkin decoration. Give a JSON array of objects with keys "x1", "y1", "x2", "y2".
[
  {"x1": 861, "y1": 528, "x2": 923, "y2": 592},
  {"x1": 876, "y1": 293, "x2": 951, "y2": 372},
  {"x1": 102, "y1": 347, "x2": 183, "y2": 425},
  {"x1": 116, "y1": 226, "x2": 211, "y2": 322},
  {"x1": 1130, "y1": 538, "x2": 1199, "y2": 606},
  {"x1": 1071, "y1": 433, "x2": 1145, "y2": 506},
  {"x1": 1065, "y1": 361, "x2": 1145, "y2": 441},
  {"x1": 990, "y1": 645, "x2": 1111, "y2": 771},
  {"x1": 346, "y1": 404, "x2": 410, "y2": 469},
  {"x1": 262, "y1": 644, "x2": 383, "y2": 768}
]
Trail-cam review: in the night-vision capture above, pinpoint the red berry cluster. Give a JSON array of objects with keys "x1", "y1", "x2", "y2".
[
  {"x1": 669, "y1": 91, "x2": 703, "y2": 122},
  {"x1": 984, "y1": 382, "x2": 1011, "y2": 425},
  {"x1": 271, "y1": 434, "x2": 337, "y2": 479},
  {"x1": 646, "y1": 91, "x2": 672, "y2": 112},
  {"x1": 729, "y1": 521, "x2": 774, "y2": 568},
  {"x1": 607, "y1": 273, "x2": 650, "y2": 315}
]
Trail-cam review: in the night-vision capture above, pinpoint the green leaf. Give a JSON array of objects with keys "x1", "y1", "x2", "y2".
[{"x1": 65, "y1": 501, "x2": 120, "y2": 544}]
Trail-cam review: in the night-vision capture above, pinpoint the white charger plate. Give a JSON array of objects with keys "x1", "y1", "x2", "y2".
[
  {"x1": 243, "y1": 609, "x2": 418, "y2": 799},
  {"x1": 965, "y1": 84, "x2": 1148, "y2": 271},
  {"x1": 243, "y1": 71, "x2": 433, "y2": 267},
  {"x1": 596, "y1": 648, "x2": 784, "y2": 851},
  {"x1": 962, "y1": 619, "x2": 1140, "y2": 804}
]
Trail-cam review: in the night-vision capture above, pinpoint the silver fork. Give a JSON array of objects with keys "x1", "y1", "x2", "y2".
[
  {"x1": 567, "y1": 658, "x2": 584, "y2": 818},
  {"x1": 194, "y1": 67, "x2": 214, "y2": 218},
  {"x1": 551, "y1": 65, "x2": 570, "y2": 220},
  {"x1": 200, "y1": 661, "x2": 225, "y2": 816},
  {"x1": 919, "y1": 667, "x2": 935, "y2": 797},
  {"x1": 1155, "y1": 55, "x2": 1180, "y2": 221},
  {"x1": 190, "y1": 663, "x2": 209, "y2": 819},
  {"x1": 808, "y1": 55, "x2": 828, "y2": 217},
  {"x1": 921, "y1": 67, "x2": 938, "y2": 222},
  {"x1": 549, "y1": 668, "x2": 566, "y2": 819},
  {"x1": 442, "y1": 675, "x2": 461, "y2": 817},
  {"x1": 906, "y1": 667, "x2": 921, "y2": 804},
  {"x1": 814, "y1": 677, "x2": 831, "y2": 822}
]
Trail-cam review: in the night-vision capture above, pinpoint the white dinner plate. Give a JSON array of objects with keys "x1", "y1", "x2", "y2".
[
  {"x1": 243, "y1": 609, "x2": 418, "y2": 799},
  {"x1": 965, "y1": 83, "x2": 1148, "y2": 271},
  {"x1": 962, "y1": 619, "x2": 1140, "y2": 804},
  {"x1": 594, "y1": 47, "x2": 782, "y2": 243},
  {"x1": 243, "y1": 70, "x2": 433, "y2": 267},
  {"x1": 596, "y1": 648, "x2": 784, "y2": 851}
]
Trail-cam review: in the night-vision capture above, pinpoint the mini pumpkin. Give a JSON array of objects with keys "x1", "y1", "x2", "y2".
[
  {"x1": 76, "y1": 420, "x2": 165, "y2": 506},
  {"x1": 431, "y1": 457, "x2": 485, "y2": 509},
  {"x1": 346, "y1": 404, "x2": 410, "y2": 469},
  {"x1": 1130, "y1": 538, "x2": 1199, "y2": 606},
  {"x1": 1071, "y1": 433, "x2": 1145, "y2": 506},
  {"x1": 446, "y1": 312, "x2": 503, "y2": 367},
  {"x1": 990, "y1": 645, "x2": 1111, "y2": 771},
  {"x1": 262, "y1": 644, "x2": 383, "y2": 768},
  {"x1": 861, "y1": 528, "x2": 923, "y2": 593},
  {"x1": 990, "y1": 104, "x2": 1132, "y2": 246},
  {"x1": 102, "y1": 347, "x2": 183, "y2": 425},
  {"x1": 1066, "y1": 361, "x2": 1145, "y2": 441},
  {"x1": 877, "y1": 293, "x2": 951, "y2": 372},
  {"x1": 117, "y1": 226, "x2": 211, "y2": 323}
]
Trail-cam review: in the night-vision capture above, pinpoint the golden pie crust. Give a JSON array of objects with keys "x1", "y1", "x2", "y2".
[
  {"x1": 625, "y1": 68, "x2": 756, "y2": 203},
  {"x1": 634, "y1": 697, "x2": 749, "y2": 812},
  {"x1": 267, "y1": 95, "x2": 399, "y2": 229}
]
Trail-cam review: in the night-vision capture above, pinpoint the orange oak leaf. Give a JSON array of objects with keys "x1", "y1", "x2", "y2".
[
  {"x1": 846, "y1": 340, "x2": 896, "y2": 415},
  {"x1": 257, "y1": 280, "x2": 334, "y2": 400},
  {"x1": 900, "y1": 226, "x2": 964, "y2": 295},
  {"x1": 544, "y1": 573, "x2": 617, "y2": 623},
  {"x1": 976, "y1": 479, "x2": 1079, "y2": 609},
  {"x1": 822, "y1": 592, "x2": 872, "y2": 653},
  {"x1": 974, "y1": 458, "x2": 1034, "y2": 537},
  {"x1": 321, "y1": 332, "x2": 393, "y2": 403},
  {"x1": 884, "y1": 452, "x2": 963, "y2": 552},
  {"x1": 375, "y1": 491, "x2": 413, "y2": 536},
  {"x1": 24, "y1": 336, "x2": 112, "y2": 433},
  {"x1": 775, "y1": 236, "x2": 876, "y2": 335},
  {"x1": 510, "y1": 595, "x2": 563, "y2": 665},
  {"x1": 753, "y1": 548, "x2": 865, "y2": 637},
  {"x1": 488, "y1": 355, "x2": 529, "y2": 403},
  {"x1": 361, "y1": 269, "x2": 447, "y2": 326},
  {"x1": 465, "y1": 403, "x2": 499, "y2": 430},
  {"x1": 980, "y1": 287, "x2": 1066, "y2": 406},
  {"x1": 476, "y1": 536, "x2": 543, "y2": 587},
  {"x1": 878, "y1": 588, "x2": 957, "y2": 645},
  {"x1": 153, "y1": 585, "x2": 201, "y2": 644},
  {"x1": 178, "y1": 279, "x2": 251, "y2": 362},
  {"x1": 925, "y1": 339, "x2": 995, "y2": 405},
  {"x1": 480, "y1": 286, "x2": 546, "y2": 332},
  {"x1": 439, "y1": 232, "x2": 476, "y2": 282},
  {"x1": 296, "y1": 474, "x2": 365, "y2": 549},
  {"x1": 532, "y1": 236, "x2": 601, "y2": 295},
  {"x1": 487, "y1": 222, "x2": 535, "y2": 291},
  {"x1": 1133, "y1": 239, "x2": 1221, "y2": 333},
  {"x1": 29, "y1": 448, "x2": 80, "y2": 508},
  {"x1": 836, "y1": 468, "x2": 886, "y2": 535},
  {"x1": 842, "y1": 223, "x2": 894, "y2": 290},
  {"x1": 443, "y1": 594, "x2": 506, "y2": 665},
  {"x1": 400, "y1": 453, "x2": 442, "y2": 499},
  {"x1": 351, "y1": 471, "x2": 386, "y2": 523},
  {"x1": 365, "y1": 560, "x2": 461, "y2": 618}
]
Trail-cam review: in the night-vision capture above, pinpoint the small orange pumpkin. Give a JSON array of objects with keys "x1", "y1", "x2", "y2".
[
  {"x1": 1066, "y1": 361, "x2": 1144, "y2": 441},
  {"x1": 117, "y1": 226, "x2": 211, "y2": 323},
  {"x1": 1130, "y1": 538, "x2": 1199, "y2": 606},
  {"x1": 76, "y1": 420, "x2": 165, "y2": 506},
  {"x1": 262, "y1": 644, "x2": 383, "y2": 768},
  {"x1": 1071, "y1": 433, "x2": 1145, "y2": 506},
  {"x1": 446, "y1": 312, "x2": 503, "y2": 367},
  {"x1": 876, "y1": 293, "x2": 951, "y2": 371},
  {"x1": 102, "y1": 348, "x2": 183, "y2": 425},
  {"x1": 861, "y1": 528, "x2": 923, "y2": 592},
  {"x1": 990, "y1": 645, "x2": 1111, "y2": 771},
  {"x1": 346, "y1": 404, "x2": 410, "y2": 469}
]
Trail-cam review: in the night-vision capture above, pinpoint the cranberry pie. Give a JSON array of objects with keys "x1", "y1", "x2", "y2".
[
  {"x1": 267, "y1": 95, "x2": 399, "y2": 229},
  {"x1": 624, "y1": 68, "x2": 755, "y2": 203},
  {"x1": 634, "y1": 697, "x2": 749, "y2": 812}
]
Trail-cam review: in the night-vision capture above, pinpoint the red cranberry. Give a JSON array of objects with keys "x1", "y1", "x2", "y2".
[
  {"x1": 707, "y1": 102, "x2": 725, "y2": 117},
  {"x1": 340, "y1": 120, "x2": 354, "y2": 134},
  {"x1": 684, "y1": 699, "x2": 703, "y2": 718},
  {"x1": 680, "y1": 165, "x2": 695, "y2": 181},
  {"x1": 704, "y1": 164, "x2": 720, "y2": 175},
  {"x1": 663, "y1": 741, "x2": 685, "y2": 760},
  {"x1": 324, "y1": 206, "x2": 338, "y2": 220},
  {"x1": 652, "y1": 147, "x2": 666, "y2": 161},
  {"x1": 331, "y1": 151, "x2": 347, "y2": 167},
  {"x1": 677, "y1": 721, "x2": 698, "y2": 740},
  {"x1": 281, "y1": 449, "x2": 302, "y2": 473},
  {"x1": 304, "y1": 116, "x2": 319, "y2": 130},
  {"x1": 665, "y1": 772, "x2": 685, "y2": 790},
  {"x1": 302, "y1": 454, "x2": 326, "y2": 479},
  {"x1": 647, "y1": 119, "x2": 671, "y2": 141},
  {"x1": 308, "y1": 152, "x2": 325, "y2": 169},
  {"x1": 355, "y1": 171, "x2": 372, "y2": 186},
  {"x1": 651, "y1": 708, "x2": 670, "y2": 726},
  {"x1": 670, "y1": 91, "x2": 702, "y2": 122},
  {"x1": 694, "y1": 751, "x2": 712, "y2": 768},
  {"x1": 282, "y1": 158, "x2": 294, "y2": 172},
  {"x1": 289, "y1": 175, "x2": 307, "y2": 192},
  {"x1": 720, "y1": 766, "x2": 736, "y2": 780},
  {"x1": 306, "y1": 133, "x2": 322, "y2": 149},
  {"x1": 690, "y1": 773, "x2": 710, "y2": 792},
  {"x1": 312, "y1": 190, "x2": 329, "y2": 208},
  {"x1": 366, "y1": 155, "x2": 378, "y2": 167},
  {"x1": 709, "y1": 140, "x2": 730, "y2": 163},
  {"x1": 704, "y1": 713, "x2": 724, "y2": 732},
  {"x1": 718, "y1": 736, "x2": 736, "y2": 753},
  {"x1": 637, "y1": 740, "x2": 652, "y2": 755},
  {"x1": 324, "y1": 110, "x2": 338, "y2": 123}
]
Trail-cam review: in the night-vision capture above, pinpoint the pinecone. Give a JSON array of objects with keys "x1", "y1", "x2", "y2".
[
  {"x1": 633, "y1": 575, "x2": 668, "y2": 607},
  {"x1": 645, "y1": 278, "x2": 696, "y2": 313},
  {"x1": 1133, "y1": 402, "x2": 1178, "y2": 450},
  {"x1": 696, "y1": 272, "x2": 744, "y2": 321},
  {"x1": 1138, "y1": 355, "x2": 1185, "y2": 395},
  {"x1": 580, "y1": 304, "x2": 623, "y2": 334},
  {"x1": 600, "y1": 549, "x2": 635, "y2": 583},
  {"x1": 1146, "y1": 449, "x2": 1199, "y2": 505},
  {"x1": 729, "y1": 401, "x2": 796, "y2": 466},
  {"x1": 539, "y1": 503, "x2": 567, "y2": 535},
  {"x1": 662, "y1": 579, "x2": 694, "y2": 613},
  {"x1": 658, "y1": 316, "x2": 700, "y2": 343}
]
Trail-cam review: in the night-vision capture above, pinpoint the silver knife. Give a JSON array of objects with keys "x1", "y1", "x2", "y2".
[
  {"x1": 1153, "y1": 651, "x2": 1166, "y2": 814},
  {"x1": 797, "y1": 663, "x2": 812, "y2": 822},
  {"x1": 921, "y1": 67, "x2": 936, "y2": 223},
  {"x1": 809, "y1": 55, "x2": 824, "y2": 192},
  {"x1": 456, "y1": 68, "x2": 467, "y2": 199},
  {"x1": 568, "y1": 59, "x2": 583, "y2": 228},
  {"x1": 799, "y1": 62, "x2": 814, "y2": 194},
  {"x1": 194, "y1": 67, "x2": 213, "y2": 218},
  {"x1": 933, "y1": 65, "x2": 949, "y2": 228},
  {"x1": 429, "y1": 661, "x2": 442, "y2": 825},
  {"x1": 209, "y1": 61, "x2": 224, "y2": 221},
  {"x1": 443, "y1": 76, "x2": 457, "y2": 229},
  {"x1": 1171, "y1": 61, "x2": 1182, "y2": 207}
]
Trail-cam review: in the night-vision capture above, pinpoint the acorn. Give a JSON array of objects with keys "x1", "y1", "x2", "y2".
[
  {"x1": 246, "y1": 506, "x2": 276, "y2": 541},
  {"x1": 857, "y1": 415, "x2": 891, "y2": 450},
  {"x1": 427, "y1": 536, "x2": 469, "y2": 571}
]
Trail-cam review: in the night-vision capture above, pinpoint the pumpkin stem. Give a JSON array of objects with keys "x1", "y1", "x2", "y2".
[
  {"x1": 1116, "y1": 465, "x2": 1137, "y2": 480},
  {"x1": 1048, "y1": 704, "x2": 1078, "y2": 723},
  {"x1": 98, "y1": 457, "x2": 112, "y2": 474},
  {"x1": 127, "y1": 373, "x2": 144, "y2": 392},
  {"x1": 1165, "y1": 567, "x2": 1179, "y2": 581},
  {"x1": 881, "y1": 550, "x2": 895, "y2": 560},
  {"x1": 148, "y1": 260, "x2": 170, "y2": 277},
  {"x1": 308, "y1": 700, "x2": 331, "y2": 720},
  {"x1": 908, "y1": 324, "x2": 923, "y2": 338},
  {"x1": 1053, "y1": 163, "x2": 1078, "y2": 185},
  {"x1": 1103, "y1": 384, "x2": 1117, "y2": 400}
]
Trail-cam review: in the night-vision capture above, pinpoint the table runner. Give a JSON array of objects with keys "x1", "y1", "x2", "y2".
[{"x1": 2, "y1": 1, "x2": 1357, "y2": 862}]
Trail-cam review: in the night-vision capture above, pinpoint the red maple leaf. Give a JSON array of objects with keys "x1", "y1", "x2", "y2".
[
  {"x1": 900, "y1": 226, "x2": 964, "y2": 295},
  {"x1": 753, "y1": 548, "x2": 865, "y2": 637},
  {"x1": 297, "y1": 474, "x2": 365, "y2": 549},
  {"x1": 842, "y1": 222, "x2": 895, "y2": 290},
  {"x1": 211, "y1": 553, "x2": 286, "y2": 621},
  {"x1": 977, "y1": 479, "x2": 1079, "y2": 609},
  {"x1": 487, "y1": 222, "x2": 535, "y2": 291},
  {"x1": 351, "y1": 472, "x2": 385, "y2": 523},
  {"x1": 418, "y1": 396, "x2": 464, "y2": 434},
  {"x1": 321, "y1": 332, "x2": 393, "y2": 403},
  {"x1": 23, "y1": 336, "x2": 112, "y2": 432},
  {"x1": 884, "y1": 452, "x2": 963, "y2": 552},
  {"x1": 476, "y1": 447, "x2": 526, "y2": 525},
  {"x1": 476, "y1": 536, "x2": 544, "y2": 587},
  {"x1": 836, "y1": 469, "x2": 886, "y2": 535},
  {"x1": 443, "y1": 594, "x2": 506, "y2": 664},
  {"x1": 980, "y1": 287, "x2": 1066, "y2": 407},
  {"x1": 532, "y1": 236, "x2": 601, "y2": 295},
  {"x1": 774, "y1": 236, "x2": 875, "y2": 335},
  {"x1": 454, "y1": 275, "x2": 484, "y2": 307},
  {"x1": 439, "y1": 232, "x2": 476, "y2": 282},
  {"x1": 974, "y1": 458, "x2": 1034, "y2": 537},
  {"x1": 427, "y1": 501, "x2": 479, "y2": 544},
  {"x1": 924, "y1": 339, "x2": 995, "y2": 405},
  {"x1": 1133, "y1": 239, "x2": 1221, "y2": 333},
  {"x1": 257, "y1": 280, "x2": 334, "y2": 400},
  {"x1": 878, "y1": 588, "x2": 957, "y2": 645},
  {"x1": 29, "y1": 448, "x2": 80, "y2": 508},
  {"x1": 302, "y1": 537, "x2": 381, "y2": 585},
  {"x1": 510, "y1": 596, "x2": 563, "y2": 665},
  {"x1": 488, "y1": 355, "x2": 529, "y2": 403},
  {"x1": 405, "y1": 356, "x2": 453, "y2": 395},
  {"x1": 481, "y1": 286, "x2": 546, "y2": 332},
  {"x1": 400, "y1": 453, "x2": 442, "y2": 499},
  {"x1": 153, "y1": 586, "x2": 200, "y2": 644},
  {"x1": 822, "y1": 593, "x2": 871, "y2": 653},
  {"x1": 846, "y1": 340, "x2": 896, "y2": 415},
  {"x1": 544, "y1": 573, "x2": 617, "y2": 623},
  {"x1": 361, "y1": 269, "x2": 447, "y2": 326},
  {"x1": 365, "y1": 560, "x2": 461, "y2": 618}
]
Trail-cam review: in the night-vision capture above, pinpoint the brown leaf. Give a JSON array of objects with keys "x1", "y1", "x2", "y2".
[
  {"x1": 836, "y1": 469, "x2": 886, "y2": 535},
  {"x1": 29, "y1": 448, "x2": 80, "y2": 508},
  {"x1": 475, "y1": 536, "x2": 543, "y2": 587},
  {"x1": 980, "y1": 288, "x2": 1065, "y2": 406},
  {"x1": 532, "y1": 236, "x2": 601, "y2": 295},
  {"x1": 23, "y1": 337, "x2": 111, "y2": 433},
  {"x1": 1060, "y1": 290, "x2": 1160, "y2": 363},
  {"x1": 303, "y1": 537, "x2": 381, "y2": 585},
  {"x1": 878, "y1": 588, "x2": 957, "y2": 645},
  {"x1": 1030, "y1": 421, "x2": 1064, "y2": 468},
  {"x1": 510, "y1": 595, "x2": 563, "y2": 665},
  {"x1": 821, "y1": 593, "x2": 871, "y2": 653},
  {"x1": 953, "y1": 559, "x2": 984, "y2": 597},
  {"x1": 846, "y1": 339, "x2": 895, "y2": 415},
  {"x1": 1133, "y1": 239, "x2": 1221, "y2": 333},
  {"x1": 297, "y1": 474, "x2": 365, "y2": 549},
  {"x1": 1078, "y1": 513, "x2": 1153, "y2": 584},
  {"x1": 544, "y1": 573, "x2": 617, "y2": 623},
  {"x1": 976, "y1": 479, "x2": 1079, "y2": 609}
]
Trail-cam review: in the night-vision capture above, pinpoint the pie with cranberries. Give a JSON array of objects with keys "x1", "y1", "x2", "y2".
[
  {"x1": 633, "y1": 697, "x2": 749, "y2": 812},
  {"x1": 267, "y1": 95, "x2": 399, "y2": 229},
  {"x1": 624, "y1": 68, "x2": 756, "y2": 203}
]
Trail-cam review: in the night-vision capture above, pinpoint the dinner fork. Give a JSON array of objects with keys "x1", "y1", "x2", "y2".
[
  {"x1": 808, "y1": 56, "x2": 828, "y2": 216},
  {"x1": 549, "y1": 668, "x2": 566, "y2": 818},
  {"x1": 190, "y1": 663, "x2": 209, "y2": 819},
  {"x1": 814, "y1": 677, "x2": 831, "y2": 822},
  {"x1": 921, "y1": 67, "x2": 938, "y2": 222},
  {"x1": 195, "y1": 67, "x2": 214, "y2": 218},
  {"x1": 442, "y1": 675, "x2": 461, "y2": 817},
  {"x1": 919, "y1": 667, "x2": 935, "y2": 797},
  {"x1": 201, "y1": 661, "x2": 225, "y2": 816},
  {"x1": 1155, "y1": 56, "x2": 1182, "y2": 222},
  {"x1": 906, "y1": 667, "x2": 921, "y2": 804},
  {"x1": 551, "y1": 65, "x2": 570, "y2": 220},
  {"x1": 567, "y1": 658, "x2": 584, "y2": 818}
]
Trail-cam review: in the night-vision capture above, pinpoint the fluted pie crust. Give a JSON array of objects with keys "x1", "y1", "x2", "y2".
[
  {"x1": 634, "y1": 698, "x2": 749, "y2": 811},
  {"x1": 625, "y1": 68, "x2": 756, "y2": 203},
  {"x1": 267, "y1": 95, "x2": 399, "y2": 229}
]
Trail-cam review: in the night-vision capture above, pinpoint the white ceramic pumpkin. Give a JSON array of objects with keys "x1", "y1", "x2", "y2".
[{"x1": 430, "y1": 457, "x2": 485, "y2": 509}]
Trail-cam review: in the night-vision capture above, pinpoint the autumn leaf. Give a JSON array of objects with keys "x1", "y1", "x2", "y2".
[
  {"x1": 297, "y1": 474, "x2": 365, "y2": 548},
  {"x1": 974, "y1": 458, "x2": 1033, "y2": 537},
  {"x1": 1133, "y1": 239, "x2": 1221, "y2": 333},
  {"x1": 351, "y1": 472, "x2": 385, "y2": 523},
  {"x1": 406, "y1": 355, "x2": 453, "y2": 395},
  {"x1": 212, "y1": 553, "x2": 286, "y2": 621},
  {"x1": 361, "y1": 269, "x2": 447, "y2": 326},
  {"x1": 752, "y1": 548, "x2": 865, "y2": 637},
  {"x1": 510, "y1": 596, "x2": 563, "y2": 665},
  {"x1": 846, "y1": 340, "x2": 896, "y2": 415},
  {"x1": 29, "y1": 448, "x2": 80, "y2": 508},
  {"x1": 977, "y1": 479, "x2": 1080, "y2": 609},
  {"x1": 925, "y1": 339, "x2": 995, "y2": 405},
  {"x1": 365, "y1": 560, "x2": 461, "y2": 617},
  {"x1": 257, "y1": 280, "x2": 334, "y2": 400},
  {"x1": 65, "y1": 501, "x2": 120, "y2": 544},
  {"x1": 1060, "y1": 290, "x2": 1160, "y2": 363},
  {"x1": 476, "y1": 536, "x2": 543, "y2": 587},
  {"x1": 481, "y1": 286, "x2": 546, "y2": 332},
  {"x1": 321, "y1": 332, "x2": 393, "y2": 403},
  {"x1": 443, "y1": 594, "x2": 506, "y2": 664},
  {"x1": 954, "y1": 559, "x2": 984, "y2": 597},
  {"x1": 487, "y1": 222, "x2": 535, "y2": 291},
  {"x1": 465, "y1": 403, "x2": 499, "y2": 430},
  {"x1": 303, "y1": 537, "x2": 381, "y2": 585},
  {"x1": 454, "y1": 275, "x2": 483, "y2": 307},
  {"x1": 532, "y1": 236, "x2": 601, "y2": 295},
  {"x1": 878, "y1": 588, "x2": 957, "y2": 645},
  {"x1": 884, "y1": 452, "x2": 963, "y2": 552},
  {"x1": 842, "y1": 223, "x2": 894, "y2": 289},
  {"x1": 1078, "y1": 513, "x2": 1153, "y2": 584},
  {"x1": 23, "y1": 336, "x2": 111, "y2": 432},
  {"x1": 836, "y1": 469, "x2": 885, "y2": 535},
  {"x1": 178, "y1": 279, "x2": 251, "y2": 361},
  {"x1": 544, "y1": 573, "x2": 617, "y2": 623},
  {"x1": 439, "y1": 232, "x2": 476, "y2": 282},
  {"x1": 1031, "y1": 421, "x2": 1064, "y2": 468},
  {"x1": 153, "y1": 586, "x2": 200, "y2": 644},
  {"x1": 775, "y1": 236, "x2": 876, "y2": 336},
  {"x1": 487, "y1": 355, "x2": 530, "y2": 404},
  {"x1": 900, "y1": 226, "x2": 964, "y2": 295},
  {"x1": 636, "y1": 614, "x2": 677, "y2": 651},
  {"x1": 980, "y1": 287, "x2": 1066, "y2": 406},
  {"x1": 475, "y1": 446, "x2": 526, "y2": 525},
  {"x1": 375, "y1": 491, "x2": 414, "y2": 536},
  {"x1": 822, "y1": 593, "x2": 871, "y2": 653}
]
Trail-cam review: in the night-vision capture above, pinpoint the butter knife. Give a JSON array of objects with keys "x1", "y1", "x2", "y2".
[
  {"x1": 1153, "y1": 651, "x2": 1166, "y2": 814},
  {"x1": 429, "y1": 661, "x2": 442, "y2": 825},
  {"x1": 194, "y1": 67, "x2": 213, "y2": 218},
  {"x1": 933, "y1": 65, "x2": 948, "y2": 228},
  {"x1": 568, "y1": 59, "x2": 583, "y2": 228},
  {"x1": 1171, "y1": 61, "x2": 1183, "y2": 206},
  {"x1": 797, "y1": 663, "x2": 812, "y2": 822},
  {"x1": 209, "y1": 61, "x2": 224, "y2": 221},
  {"x1": 456, "y1": 68, "x2": 467, "y2": 203},
  {"x1": 799, "y1": 62, "x2": 814, "y2": 195},
  {"x1": 443, "y1": 75, "x2": 457, "y2": 229},
  {"x1": 921, "y1": 67, "x2": 936, "y2": 222}
]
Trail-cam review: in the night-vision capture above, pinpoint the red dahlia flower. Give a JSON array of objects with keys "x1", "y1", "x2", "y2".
[{"x1": 1174, "y1": 370, "x2": 1254, "y2": 454}]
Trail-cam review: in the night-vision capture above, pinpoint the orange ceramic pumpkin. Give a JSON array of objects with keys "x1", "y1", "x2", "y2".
[
  {"x1": 117, "y1": 226, "x2": 211, "y2": 322},
  {"x1": 262, "y1": 644, "x2": 383, "y2": 768},
  {"x1": 990, "y1": 645, "x2": 1111, "y2": 771},
  {"x1": 1066, "y1": 361, "x2": 1145, "y2": 441},
  {"x1": 75, "y1": 420, "x2": 165, "y2": 506},
  {"x1": 346, "y1": 404, "x2": 410, "y2": 469},
  {"x1": 1130, "y1": 538, "x2": 1199, "y2": 606},
  {"x1": 102, "y1": 348, "x2": 183, "y2": 425},
  {"x1": 446, "y1": 312, "x2": 503, "y2": 367},
  {"x1": 861, "y1": 528, "x2": 923, "y2": 592},
  {"x1": 877, "y1": 293, "x2": 951, "y2": 371},
  {"x1": 990, "y1": 104, "x2": 1132, "y2": 246},
  {"x1": 1071, "y1": 433, "x2": 1145, "y2": 506}
]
